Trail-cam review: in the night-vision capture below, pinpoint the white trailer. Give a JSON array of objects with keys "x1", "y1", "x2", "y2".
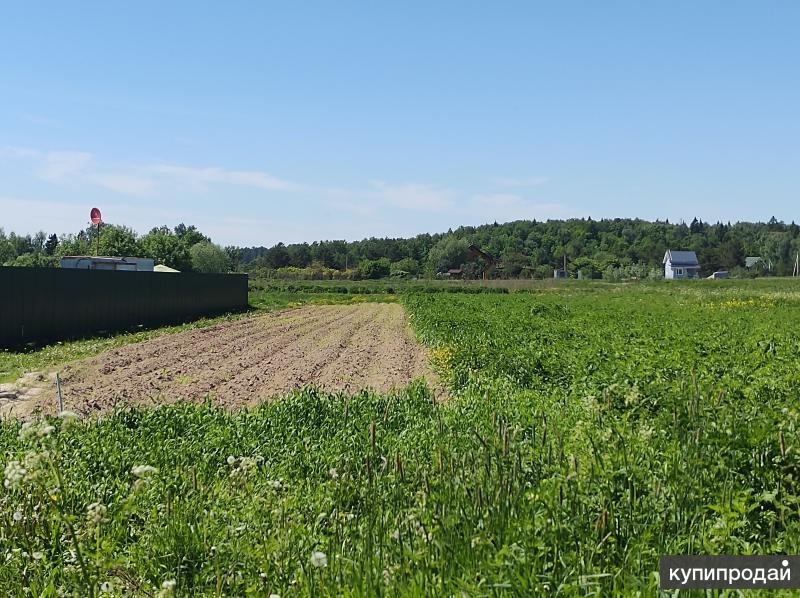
[{"x1": 60, "y1": 256, "x2": 155, "y2": 272}]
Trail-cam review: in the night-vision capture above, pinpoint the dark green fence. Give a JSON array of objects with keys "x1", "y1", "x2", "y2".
[{"x1": 0, "y1": 267, "x2": 248, "y2": 349}]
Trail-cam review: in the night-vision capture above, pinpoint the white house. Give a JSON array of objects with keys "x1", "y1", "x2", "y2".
[{"x1": 663, "y1": 250, "x2": 700, "y2": 279}]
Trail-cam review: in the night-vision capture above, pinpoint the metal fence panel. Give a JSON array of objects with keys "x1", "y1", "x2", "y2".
[{"x1": 0, "y1": 267, "x2": 248, "y2": 349}]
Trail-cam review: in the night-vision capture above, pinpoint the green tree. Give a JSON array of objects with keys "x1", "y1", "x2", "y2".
[
  {"x1": 391, "y1": 257, "x2": 420, "y2": 276},
  {"x1": 357, "y1": 257, "x2": 391, "y2": 279},
  {"x1": 44, "y1": 234, "x2": 59, "y2": 256},
  {"x1": 190, "y1": 242, "x2": 231, "y2": 273},
  {"x1": 98, "y1": 225, "x2": 140, "y2": 257},
  {"x1": 140, "y1": 231, "x2": 192, "y2": 271},
  {"x1": 174, "y1": 223, "x2": 210, "y2": 247},
  {"x1": 427, "y1": 236, "x2": 469, "y2": 274}
]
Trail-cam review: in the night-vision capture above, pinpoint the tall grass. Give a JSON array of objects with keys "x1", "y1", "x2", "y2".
[{"x1": 2, "y1": 281, "x2": 800, "y2": 595}]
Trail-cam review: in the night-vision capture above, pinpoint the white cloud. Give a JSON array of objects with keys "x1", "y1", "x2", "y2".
[
  {"x1": 490, "y1": 176, "x2": 549, "y2": 188},
  {"x1": 469, "y1": 193, "x2": 577, "y2": 222},
  {"x1": 39, "y1": 151, "x2": 94, "y2": 182},
  {"x1": 0, "y1": 196, "x2": 189, "y2": 235},
  {"x1": 87, "y1": 173, "x2": 156, "y2": 196},
  {"x1": 366, "y1": 181, "x2": 455, "y2": 212},
  {"x1": 151, "y1": 164, "x2": 305, "y2": 192},
  {"x1": 0, "y1": 146, "x2": 39, "y2": 159}
]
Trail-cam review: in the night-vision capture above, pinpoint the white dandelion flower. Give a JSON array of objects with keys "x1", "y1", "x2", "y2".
[
  {"x1": 3, "y1": 461, "x2": 26, "y2": 489},
  {"x1": 310, "y1": 551, "x2": 328, "y2": 568},
  {"x1": 131, "y1": 465, "x2": 158, "y2": 478},
  {"x1": 59, "y1": 411, "x2": 80, "y2": 427},
  {"x1": 156, "y1": 579, "x2": 177, "y2": 597},
  {"x1": 18, "y1": 421, "x2": 38, "y2": 441},
  {"x1": 86, "y1": 502, "x2": 107, "y2": 527}
]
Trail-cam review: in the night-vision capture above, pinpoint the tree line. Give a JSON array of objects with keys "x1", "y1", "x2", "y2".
[
  {"x1": 0, "y1": 223, "x2": 236, "y2": 273},
  {"x1": 2, "y1": 217, "x2": 798, "y2": 278}
]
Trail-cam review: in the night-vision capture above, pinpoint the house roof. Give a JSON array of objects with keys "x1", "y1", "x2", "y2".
[
  {"x1": 663, "y1": 250, "x2": 699, "y2": 267},
  {"x1": 745, "y1": 256, "x2": 762, "y2": 268}
]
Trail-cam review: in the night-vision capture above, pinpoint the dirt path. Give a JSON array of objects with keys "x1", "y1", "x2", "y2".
[{"x1": 8, "y1": 303, "x2": 440, "y2": 415}]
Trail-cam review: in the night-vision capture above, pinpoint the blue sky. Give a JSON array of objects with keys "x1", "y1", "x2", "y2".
[{"x1": 1, "y1": 1, "x2": 798, "y2": 246}]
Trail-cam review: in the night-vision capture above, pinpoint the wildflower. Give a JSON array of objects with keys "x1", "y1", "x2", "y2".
[
  {"x1": 18, "y1": 421, "x2": 38, "y2": 441},
  {"x1": 131, "y1": 465, "x2": 158, "y2": 478},
  {"x1": 310, "y1": 551, "x2": 328, "y2": 568},
  {"x1": 86, "y1": 502, "x2": 108, "y2": 527},
  {"x1": 100, "y1": 581, "x2": 113, "y2": 593},
  {"x1": 328, "y1": 468, "x2": 339, "y2": 479},
  {"x1": 32, "y1": 551, "x2": 43, "y2": 560},
  {"x1": 156, "y1": 579, "x2": 177, "y2": 597},
  {"x1": 267, "y1": 479, "x2": 282, "y2": 490},
  {"x1": 226, "y1": 455, "x2": 237, "y2": 466},
  {"x1": 12, "y1": 510, "x2": 23, "y2": 522},
  {"x1": 391, "y1": 529, "x2": 400, "y2": 541},
  {"x1": 22, "y1": 450, "x2": 49, "y2": 482},
  {"x1": 59, "y1": 411, "x2": 79, "y2": 427},
  {"x1": 3, "y1": 461, "x2": 26, "y2": 489}
]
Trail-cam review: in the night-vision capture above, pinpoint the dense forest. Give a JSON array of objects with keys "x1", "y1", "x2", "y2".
[{"x1": 2, "y1": 217, "x2": 798, "y2": 279}]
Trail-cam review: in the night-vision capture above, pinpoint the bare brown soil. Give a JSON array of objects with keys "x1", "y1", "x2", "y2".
[{"x1": 16, "y1": 303, "x2": 439, "y2": 415}]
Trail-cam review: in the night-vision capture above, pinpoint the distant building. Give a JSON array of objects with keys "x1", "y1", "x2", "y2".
[
  {"x1": 447, "y1": 268, "x2": 463, "y2": 279},
  {"x1": 663, "y1": 250, "x2": 700, "y2": 279},
  {"x1": 154, "y1": 264, "x2": 180, "y2": 273},
  {"x1": 745, "y1": 256, "x2": 763, "y2": 268},
  {"x1": 60, "y1": 256, "x2": 154, "y2": 272}
]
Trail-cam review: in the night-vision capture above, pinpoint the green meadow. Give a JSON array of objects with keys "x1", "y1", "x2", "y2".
[{"x1": 2, "y1": 279, "x2": 800, "y2": 595}]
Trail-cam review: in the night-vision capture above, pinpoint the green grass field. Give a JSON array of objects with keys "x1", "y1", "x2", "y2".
[{"x1": 2, "y1": 279, "x2": 800, "y2": 595}]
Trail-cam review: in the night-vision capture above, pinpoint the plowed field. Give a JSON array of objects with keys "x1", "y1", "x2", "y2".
[{"x1": 36, "y1": 303, "x2": 438, "y2": 413}]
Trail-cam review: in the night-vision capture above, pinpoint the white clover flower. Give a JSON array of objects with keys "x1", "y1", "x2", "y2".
[
  {"x1": 4, "y1": 461, "x2": 26, "y2": 489},
  {"x1": 22, "y1": 450, "x2": 49, "y2": 482},
  {"x1": 99, "y1": 581, "x2": 113, "y2": 593},
  {"x1": 58, "y1": 411, "x2": 80, "y2": 428},
  {"x1": 86, "y1": 502, "x2": 107, "y2": 527},
  {"x1": 18, "y1": 421, "x2": 38, "y2": 441},
  {"x1": 12, "y1": 510, "x2": 23, "y2": 522},
  {"x1": 328, "y1": 468, "x2": 338, "y2": 479},
  {"x1": 32, "y1": 551, "x2": 43, "y2": 560},
  {"x1": 226, "y1": 455, "x2": 237, "y2": 466},
  {"x1": 310, "y1": 551, "x2": 328, "y2": 568},
  {"x1": 156, "y1": 579, "x2": 177, "y2": 597},
  {"x1": 131, "y1": 465, "x2": 158, "y2": 478}
]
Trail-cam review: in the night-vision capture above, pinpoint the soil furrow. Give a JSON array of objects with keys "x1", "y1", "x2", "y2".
[{"x1": 43, "y1": 303, "x2": 440, "y2": 414}]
